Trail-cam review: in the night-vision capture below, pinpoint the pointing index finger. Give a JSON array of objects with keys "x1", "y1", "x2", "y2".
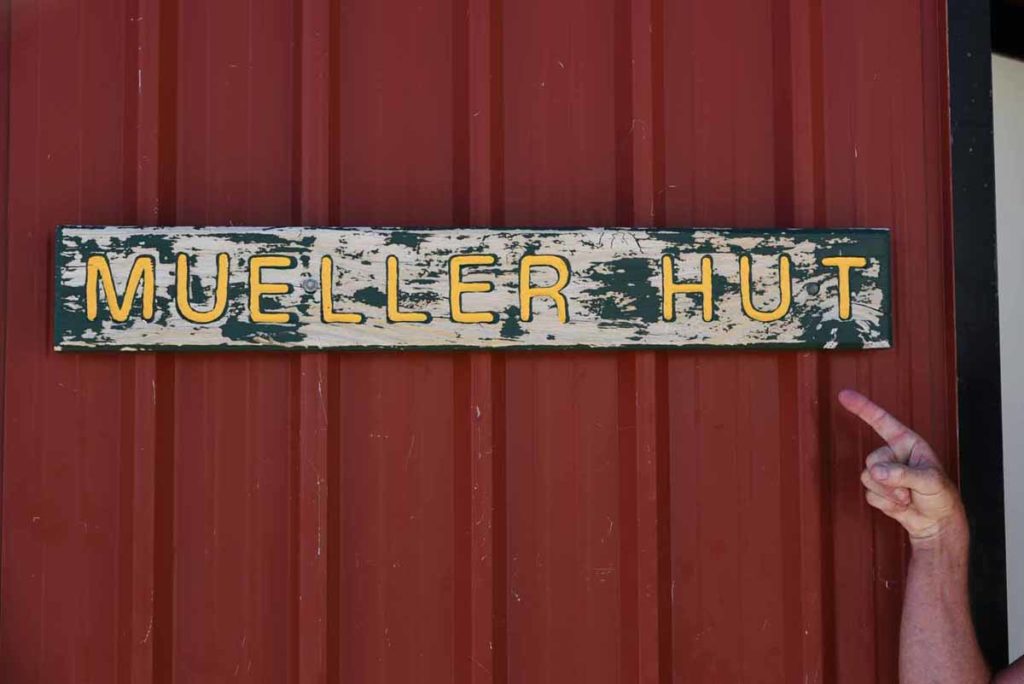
[{"x1": 838, "y1": 389, "x2": 921, "y2": 456}]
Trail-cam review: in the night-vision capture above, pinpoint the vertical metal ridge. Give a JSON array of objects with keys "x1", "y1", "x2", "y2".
[
  {"x1": 771, "y1": 0, "x2": 795, "y2": 228},
  {"x1": 475, "y1": 0, "x2": 507, "y2": 677},
  {"x1": 616, "y1": 351, "x2": 663, "y2": 684},
  {"x1": 326, "y1": 353, "x2": 342, "y2": 684},
  {"x1": 325, "y1": 1, "x2": 343, "y2": 681},
  {"x1": 0, "y1": 7, "x2": 11, "y2": 623},
  {"x1": 152, "y1": 0, "x2": 179, "y2": 680},
  {"x1": 290, "y1": 0, "x2": 304, "y2": 227},
  {"x1": 470, "y1": 353, "x2": 498, "y2": 684},
  {"x1": 795, "y1": 1, "x2": 833, "y2": 647},
  {"x1": 452, "y1": 0, "x2": 473, "y2": 671},
  {"x1": 616, "y1": 356, "x2": 640, "y2": 684},
  {"x1": 451, "y1": 0, "x2": 470, "y2": 229},
  {"x1": 649, "y1": 0, "x2": 666, "y2": 229},
  {"x1": 660, "y1": 1, "x2": 695, "y2": 674},
  {"x1": 488, "y1": 0, "x2": 504, "y2": 229},
  {"x1": 294, "y1": 0, "x2": 333, "y2": 679},
  {"x1": 153, "y1": 356, "x2": 176, "y2": 684},
  {"x1": 122, "y1": 0, "x2": 162, "y2": 680},
  {"x1": 816, "y1": 354, "x2": 837, "y2": 684},
  {"x1": 463, "y1": 0, "x2": 501, "y2": 680},
  {"x1": 804, "y1": 7, "x2": 834, "y2": 678},
  {"x1": 485, "y1": 0, "x2": 508, "y2": 677},
  {"x1": 0, "y1": 0, "x2": 9, "y2": 661},
  {"x1": 614, "y1": 0, "x2": 640, "y2": 679},
  {"x1": 156, "y1": 0, "x2": 177, "y2": 220},
  {"x1": 118, "y1": 359, "x2": 158, "y2": 684},
  {"x1": 653, "y1": 352, "x2": 672, "y2": 684},
  {"x1": 624, "y1": 0, "x2": 665, "y2": 678},
  {"x1": 327, "y1": 0, "x2": 341, "y2": 225},
  {"x1": 117, "y1": 360, "x2": 137, "y2": 684},
  {"x1": 490, "y1": 354, "x2": 508, "y2": 684},
  {"x1": 647, "y1": 4, "x2": 672, "y2": 681},
  {"x1": 452, "y1": 354, "x2": 470, "y2": 683},
  {"x1": 613, "y1": 0, "x2": 633, "y2": 228},
  {"x1": 451, "y1": 354, "x2": 475, "y2": 684}
]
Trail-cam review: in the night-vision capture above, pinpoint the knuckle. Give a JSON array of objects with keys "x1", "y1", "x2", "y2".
[{"x1": 865, "y1": 491, "x2": 893, "y2": 511}]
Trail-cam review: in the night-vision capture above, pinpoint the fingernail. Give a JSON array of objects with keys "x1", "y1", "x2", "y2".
[{"x1": 871, "y1": 465, "x2": 889, "y2": 481}]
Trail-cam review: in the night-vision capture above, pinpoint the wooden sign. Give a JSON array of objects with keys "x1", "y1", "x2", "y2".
[{"x1": 54, "y1": 226, "x2": 892, "y2": 351}]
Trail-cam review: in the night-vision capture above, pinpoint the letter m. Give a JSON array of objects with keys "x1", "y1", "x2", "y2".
[{"x1": 86, "y1": 254, "x2": 156, "y2": 322}]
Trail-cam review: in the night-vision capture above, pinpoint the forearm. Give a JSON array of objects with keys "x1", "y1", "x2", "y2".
[{"x1": 900, "y1": 518, "x2": 990, "y2": 684}]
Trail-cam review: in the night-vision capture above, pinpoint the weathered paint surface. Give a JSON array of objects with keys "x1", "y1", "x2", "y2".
[{"x1": 55, "y1": 225, "x2": 891, "y2": 350}]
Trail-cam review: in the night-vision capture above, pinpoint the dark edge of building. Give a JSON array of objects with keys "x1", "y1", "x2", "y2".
[{"x1": 951, "y1": 0, "x2": 1009, "y2": 668}]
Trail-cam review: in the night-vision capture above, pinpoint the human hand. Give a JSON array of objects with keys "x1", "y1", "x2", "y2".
[{"x1": 838, "y1": 389, "x2": 967, "y2": 548}]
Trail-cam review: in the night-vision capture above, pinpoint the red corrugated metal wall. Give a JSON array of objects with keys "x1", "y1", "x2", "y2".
[{"x1": 0, "y1": 0, "x2": 957, "y2": 681}]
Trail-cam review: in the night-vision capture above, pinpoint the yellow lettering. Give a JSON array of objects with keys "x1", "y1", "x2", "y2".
[
  {"x1": 820, "y1": 256, "x2": 868, "y2": 320},
  {"x1": 320, "y1": 256, "x2": 364, "y2": 324},
  {"x1": 739, "y1": 255, "x2": 792, "y2": 322},
  {"x1": 519, "y1": 255, "x2": 571, "y2": 322},
  {"x1": 249, "y1": 255, "x2": 293, "y2": 323},
  {"x1": 175, "y1": 253, "x2": 228, "y2": 323},
  {"x1": 386, "y1": 255, "x2": 430, "y2": 323},
  {"x1": 86, "y1": 254, "x2": 155, "y2": 322},
  {"x1": 449, "y1": 254, "x2": 497, "y2": 324},
  {"x1": 661, "y1": 255, "x2": 713, "y2": 322}
]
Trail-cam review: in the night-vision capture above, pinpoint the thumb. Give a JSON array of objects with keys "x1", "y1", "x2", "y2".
[{"x1": 870, "y1": 463, "x2": 945, "y2": 495}]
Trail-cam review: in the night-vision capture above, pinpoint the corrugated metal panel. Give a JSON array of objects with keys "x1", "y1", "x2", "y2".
[{"x1": 0, "y1": 0, "x2": 957, "y2": 681}]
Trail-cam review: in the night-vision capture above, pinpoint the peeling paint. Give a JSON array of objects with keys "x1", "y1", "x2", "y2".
[{"x1": 53, "y1": 226, "x2": 892, "y2": 351}]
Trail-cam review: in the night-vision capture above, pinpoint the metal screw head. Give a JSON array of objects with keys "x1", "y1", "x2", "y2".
[
  {"x1": 805, "y1": 282, "x2": 820, "y2": 296},
  {"x1": 301, "y1": 278, "x2": 318, "y2": 293}
]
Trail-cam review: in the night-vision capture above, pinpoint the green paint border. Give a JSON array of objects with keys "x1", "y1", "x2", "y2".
[{"x1": 52, "y1": 224, "x2": 69, "y2": 351}]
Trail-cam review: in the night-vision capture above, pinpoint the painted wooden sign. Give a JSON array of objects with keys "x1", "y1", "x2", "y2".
[{"x1": 54, "y1": 226, "x2": 892, "y2": 351}]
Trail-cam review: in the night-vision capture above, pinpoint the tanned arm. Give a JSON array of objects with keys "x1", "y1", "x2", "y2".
[{"x1": 838, "y1": 389, "x2": 1023, "y2": 684}]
